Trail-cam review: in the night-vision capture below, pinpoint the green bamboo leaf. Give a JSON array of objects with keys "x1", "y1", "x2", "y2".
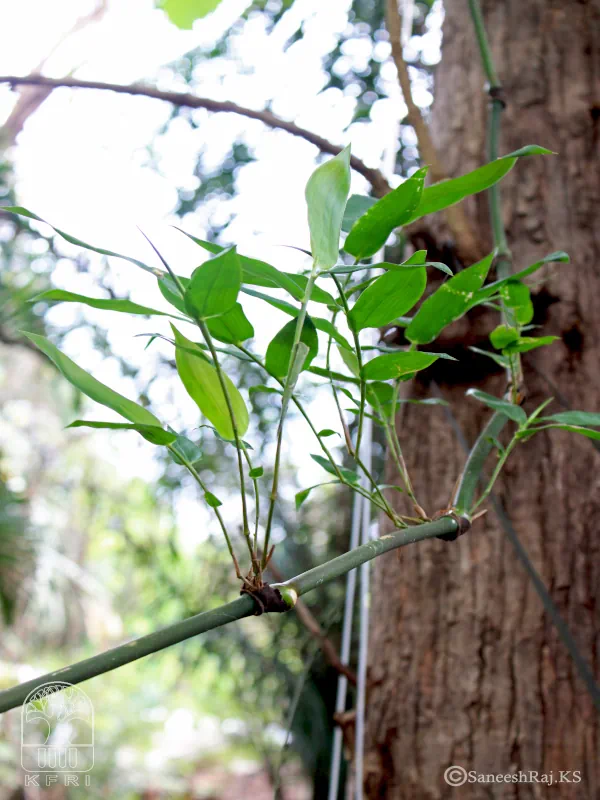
[
  {"x1": 184, "y1": 247, "x2": 241, "y2": 319},
  {"x1": 23, "y1": 332, "x2": 161, "y2": 426},
  {"x1": 306, "y1": 146, "x2": 351, "y2": 270},
  {"x1": 248, "y1": 384, "x2": 283, "y2": 396},
  {"x1": 524, "y1": 424, "x2": 600, "y2": 441},
  {"x1": 348, "y1": 267, "x2": 426, "y2": 331},
  {"x1": 338, "y1": 345, "x2": 360, "y2": 377},
  {"x1": 344, "y1": 167, "x2": 428, "y2": 260},
  {"x1": 204, "y1": 491, "x2": 223, "y2": 508},
  {"x1": 158, "y1": 274, "x2": 190, "y2": 314},
  {"x1": 468, "y1": 346, "x2": 511, "y2": 369},
  {"x1": 249, "y1": 466, "x2": 264, "y2": 479},
  {"x1": 366, "y1": 381, "x2": 395, "y2": 415},
  {"x1": 406, "y1": 252, "x2": 495, "y2": 344},
  {"x1": 541, "y1": 411, "x2": 600, "y2": 427},
  {"x1": 317, "y1": 429, "x2": 339, "y2": 437},
  {"x1": 311, "y1": 454, "x2": 359, "y2": 484},
  {"x1": 308, "y1": 366, "x2": 361, "y2": 384},
  {"x1": 295, "y1": 481, "x2": 340, "y2": 510},
  {"x1": 405, "y1": 146, "x2": 554, "y2": 224},
  {"x1": 2, "y1": 207, "x2": 160, "y2": 276},
  {"x1": 172, "y1": 325, "x2": 249, "y2": 440},
  {"x1": 169, "y1": 435, "x2": 203, "y2": 466},
  {"x1": 34, "y1": 289, "x2": 184, "y2": 320},
  {"x1": 490, "y1": 324, "x2": 520, "y2": 350},
  {"x1": 206, "y1": 303, "x2": 254, "y2": 344},
  {"x1": 363, "y1": 350, "x2": 455, "y2": 381},
  {"x1": 465, "y1": 388, "x2": 527, "y2": 424},
  {"x1": 475, "y1": 251, "x2": 570, "y2": 303},
  {"x1": 160, "y1": 0, "x2": 222, "y2": 29},
  {"x1": 342, "y1": 195, "x2": 377, "y2": 232},
  {"x1": 67, "y1": 420, "x2": 176, "y2": 445},
  {"x1": 174, "y1": 228, "x2": 335, "y2": 304},
  {"x1": 503, "y1": 335, "x2": 559, "y2": 354},
  {"x1": 499, "y1": 281, "x2": 534, "y2": 325},
  {"x1": 265, "y1": 316, "x2": 319, "y2": 378}
]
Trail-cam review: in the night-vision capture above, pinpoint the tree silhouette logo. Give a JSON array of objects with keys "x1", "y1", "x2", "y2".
[{"x1": 21, "y1": 682, "x2": 94, "y2": 772}]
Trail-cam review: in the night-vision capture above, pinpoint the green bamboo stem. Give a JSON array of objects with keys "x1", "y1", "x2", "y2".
[
  {"x1": 166, "y1": 444, "x2": 243, "y2": 579},
  {"x1": 0, "y1": 516, "x2": 457, "y2": 715},
  {"x1": 196, "y1": 318, "x2": 255, "y2": 573},
  {"x1": 452, "y1": 411, "x2": 509, "y2": 514},
  {"x1": 263, "y1": 268, "x2": 318, "y2": 567},
  {"x1": 237, "y1": 345, "x2": 388, "y2": 514}
]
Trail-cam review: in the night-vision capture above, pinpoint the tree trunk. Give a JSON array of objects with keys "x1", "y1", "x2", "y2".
[{"x1": 365, "y1": 1, "x2": 600, "y2": 797}]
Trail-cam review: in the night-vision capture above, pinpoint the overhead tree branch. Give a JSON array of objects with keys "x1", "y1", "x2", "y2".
[
  {"x1": 0, "y1": 74, "x2": 392, "y2": 197},
  {"x1": 385, "y1": 0, "x2": 482, "y2": 263}
]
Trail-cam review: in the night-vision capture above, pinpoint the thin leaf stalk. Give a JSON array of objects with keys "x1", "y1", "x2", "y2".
[
  {"x1": 196, "y1": 318, "x2": 255, "y2": 575},
  {"x1": 236, "y1": 345, "x2": 390, "y2": 515},
  {"x1": 472, "y1": 434, "x2": 519, "y2": 511},
  {"x1": 166, "y1": 444, "x2": 243, "y2": 580},
  {"x1": 262, "y1": 266, "x2": 319, "y2": 568}
]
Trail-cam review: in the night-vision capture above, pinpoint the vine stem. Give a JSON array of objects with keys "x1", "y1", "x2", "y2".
[
  {"x1": 0, "y1": 516, "x2": 458, "y2": 714},
  {"x1": 472, "y1": 435, "x2": 519, "y2": 511},
  {"x1": 237, "y1": 345, "x2": 391, "y2": 515},
  {"x1": 196, "y1": 319, "x2": 255, "y2": 575},
  {"x1": 166, "y1": 444, "x2": 244, "y2": 581},
  {"x1": 262, "y1": 268, "x2": 318, "y2": 568}
]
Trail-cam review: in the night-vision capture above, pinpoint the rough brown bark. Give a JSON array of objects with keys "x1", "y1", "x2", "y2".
[{"x1": 365, "y1": 1, "x2": 600, "y2": 798}]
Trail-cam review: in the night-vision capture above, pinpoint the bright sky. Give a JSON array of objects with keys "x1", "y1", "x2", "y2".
[{"x1": 0, "y1": 0, "x2": 442, "y2": 549}]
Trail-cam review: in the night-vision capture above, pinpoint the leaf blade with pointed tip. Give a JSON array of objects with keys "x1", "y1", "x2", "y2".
[
  {"x1": 465, "y1": 388, "x2": 527, "y2": 424},
  {"x1": 306, "y1": 146, "x2": 351, "y2": 270},
  {"x1": 34, "y1": 289, "x2": 184, "y2": 320},
  {"x1": 344, "y1": 167, "x2": 428, "y2": 260},
  {"x1": 541, "y1": 411, "x2": 600, "y2": 427},
  {"x1": 2, "y1": 206, "x2": 159, "y2": 275},
  {"x1": 23, "y1": 332, "x2": 161, "y2": 426},
  {"x1": 67, "y1": 420, "x2": 176, "y2": 445},
  {"x1": 184, "y1": 247, "x2": 242, "y2": 319},
  {"x1": 405, "y1": 147, "x2": 554, "y2": 224},
  {"x1": 265, "y1": 317, "x2": 319, "y2": 378},
  {"x1": 363, "y1": 350, "x2": 453, "y2": 381},
  {"x1": 406, "y1": 252, "x2": 495, "y2": 344},
  {"x1": 295, "y1": 481, "x2": 341, "y2": 510},
  {"x1": 172, "y1": 325, "x2": 249, "y2": 440},
  {"x1": 349, "y1": 267, "x2": 426, "y2": 331}
]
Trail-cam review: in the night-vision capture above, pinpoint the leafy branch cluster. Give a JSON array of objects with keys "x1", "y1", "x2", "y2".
[{"x1": 3, "y1": 137, "x2": 596, "y2": 604}]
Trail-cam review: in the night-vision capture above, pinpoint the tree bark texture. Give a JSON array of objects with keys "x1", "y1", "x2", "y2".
[{"x1": 365, "y1": 1, "x2": 600, "y2": 797}]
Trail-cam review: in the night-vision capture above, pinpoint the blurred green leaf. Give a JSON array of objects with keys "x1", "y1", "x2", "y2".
[
  {"x1": 172, "y1": 325, "x2": 249, "y2": 439},
  {"x1": 158, "y1": 274, "x2": 190, "y2": 314},
  {"x1": 184, "y1": 247, "x2": 241, "y2": 319},
  {"x1": 468, "y1": 346, "x2": 511, "y2": 369},
  {"x1": 342, "y1": 194, "x2": 377, "y2": 232},
  {"x1": 523, "y1": 424, "x2": 600, "y2": 441},
  {"x1": 541, "y1": 411, "x2": 600, "y2": 427},
  {"x1": 311, "y1": 454, "x2": 359, "y2": 483},
  {"x1": 344, "y1": 167, "x2": 427, "y2": 260},
  {"x1": 406, "y1": 147, "x2": 554, "y2": 224},
  {"x1": 3, "y1": 206, "x2": 159, "y2": 275},
  {"x1": 249, "y1": 466, "x2": 264, "y2": 479},
  {"x1": 499, "y1": 281, "x2": 534, "y2": 324},
  {"x1": 503, "y1": 335, "x2": 559, "y2": 354},
  {"x1": 204, "y1": 490, "x2": 223, "y2": 508},
  {"x1": 349, "y1": 267, "x2": 426, "y2": 331},
  {"x1": 466, "y1": 388, "x2": 527, "y2": 424},
  {"x1": 23, "y1": 332, "x2": 161, "y2": 426},
  {"x1": 406, "y1": 252, "x2": 494, "y2": 344},
  {"x1": 67, "y1": 420, "x2": 176, "y2": 445},
  {"x1": 265, "y1": 316, "x2": 318, "y2": 377},
  {"x1": 490, "y1": 324, "x2": 520, "y2": 350},
  {"x1": 169, "y1": 434, "x2": 203, "y2": 466},
  {"x1": 160, "y1": 0, "x2": 222, "y2": 28},
  {"x1": 34, "y1": 289, "x2": 184, "y2": 319},
  {"x1": 317, "y1": 429, "x2": 339, "y2": 437},
  {"x1": 475, "y1": 251, "x2": 569, "y2": 303},
  {"x1": 306, "y1": 146, "x2": 351, "y2": 270},
  {"x1": 295, "y1": 481, "x2": 340, "y2": 509}
]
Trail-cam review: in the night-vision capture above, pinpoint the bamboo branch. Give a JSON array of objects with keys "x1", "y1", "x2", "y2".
[
  {"x1": 0, "y1": 74, "x2": 391, "y2": 197},
  {"x1": 0, "y1": 515, "x2": 457, "y2": 713},
  {"x1": 266, "y1": 560, "x2": 357, "y2": 686},
  {"x1": 385, "y1": 0, "x2": 481, "y2": 263}
]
